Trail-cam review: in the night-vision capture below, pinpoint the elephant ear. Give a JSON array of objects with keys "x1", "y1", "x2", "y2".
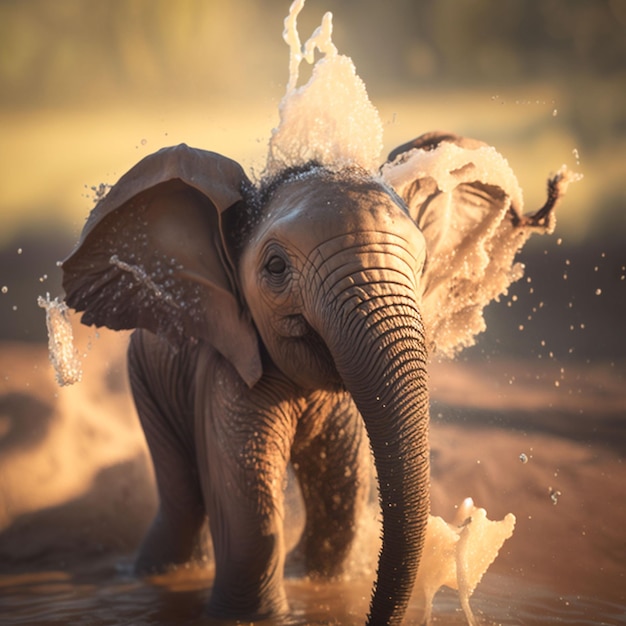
[
  {"x1": 381, "y1": 131, "x2": 572, "y2": 357},
  {"x1": 62, "y1": 143, "x2": 262, "y2": 387}
]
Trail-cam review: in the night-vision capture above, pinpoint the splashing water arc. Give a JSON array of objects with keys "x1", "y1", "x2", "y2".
[{"x1": 266, "y1": 0, "x2": 384, "y2": 176}]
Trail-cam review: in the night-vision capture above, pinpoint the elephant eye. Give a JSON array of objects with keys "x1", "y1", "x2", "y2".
[{"x1": 266, "y1": 255, "x2": 287, "y2": 276}]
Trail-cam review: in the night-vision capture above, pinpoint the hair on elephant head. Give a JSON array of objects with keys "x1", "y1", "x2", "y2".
[{"x1": 62, "y1": 133, "x2": 568, "y2": 624}]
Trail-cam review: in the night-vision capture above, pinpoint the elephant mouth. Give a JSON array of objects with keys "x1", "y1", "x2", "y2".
[
  {"x1": 275, "y1": 313, "x2": 309, "y2": 338},
  {"x1": 274, "y1": 316, "x2": 343, "y2": 391}
]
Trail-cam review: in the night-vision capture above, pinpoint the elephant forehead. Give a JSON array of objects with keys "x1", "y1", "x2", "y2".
[{"x1": 259, "y1": 178, "x2": 419, "y2": 254}]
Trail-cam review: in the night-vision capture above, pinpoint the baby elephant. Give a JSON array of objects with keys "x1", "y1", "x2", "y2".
[{"x1": 62, "y1": 132, "x2": 565, "y2": 624}]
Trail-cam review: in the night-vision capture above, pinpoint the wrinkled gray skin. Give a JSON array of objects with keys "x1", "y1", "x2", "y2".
[{"x1": 62, "y1": 134, "x2": 470, "y2": 625}]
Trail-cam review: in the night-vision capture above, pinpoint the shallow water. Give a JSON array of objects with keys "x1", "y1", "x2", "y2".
[{"x1": 1, "y1": 561, "x2": 624, "y2": 625}]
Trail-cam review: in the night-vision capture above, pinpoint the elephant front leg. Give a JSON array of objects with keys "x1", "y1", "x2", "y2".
[
  {"x1": 197, "y1": 373, "x2": 296, "y2": 620},
  {"x1": 128, "y1": 331, "x2": 208, "y2": 575},
  {"x1": 291, "y1": 393, "x2": 370, "y2": 578},
  {"x1": 205, "y1": 493, "x2": 289, "y2": 620}
]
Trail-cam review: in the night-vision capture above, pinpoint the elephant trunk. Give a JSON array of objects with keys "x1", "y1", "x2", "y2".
[{"x1": 314, "y1": 280, "x2": 430, "y2": 625}]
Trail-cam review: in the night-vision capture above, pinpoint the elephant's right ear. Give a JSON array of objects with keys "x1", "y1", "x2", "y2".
[{"x1": 62, "y1": 144, "x2": 262, "y2": 387}]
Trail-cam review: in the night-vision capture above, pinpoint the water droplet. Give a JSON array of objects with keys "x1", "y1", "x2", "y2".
[
  {"x1": 595, "y1": 288, "x2": 602, "y2": 296},
  {"x1": 141, "y1": 138, "x2": 147, "y2": 146},
  {"x1": 552, "y1": 109, "x2": 558, "y2": 117},
  {"x1": 1, "y1": 286, "x2": 7, "y2": 294},
  {"x1": 549, "y1": 487, "x2": 562, "y2": 505},
  {"x1": 17, "y1": 248, "x2": 22, "y2": 255},
  {"x1": 519, "y1": 453, "x2": 528, "y2": 464}
]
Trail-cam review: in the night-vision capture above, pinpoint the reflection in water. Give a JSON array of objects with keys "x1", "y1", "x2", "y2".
[{"x1": 0, "y1": 563, "x2": 624, "y2": 625}]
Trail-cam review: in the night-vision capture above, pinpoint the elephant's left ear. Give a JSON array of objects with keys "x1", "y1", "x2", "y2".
[
  {"x1": 381, "y1": 131, "x2": 573, "y2": 357},
  {"x1": 62, "y1": 144, "x2": 263, "y2": 387}
]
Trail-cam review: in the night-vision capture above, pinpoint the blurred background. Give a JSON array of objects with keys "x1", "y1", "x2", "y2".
[{"x1": 0, "y1": 0, "x2": 624, "y2": 354}]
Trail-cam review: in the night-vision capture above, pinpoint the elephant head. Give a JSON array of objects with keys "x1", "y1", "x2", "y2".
[{"x1": 62, "y1": 134, "x2": 567, "y2": 624}]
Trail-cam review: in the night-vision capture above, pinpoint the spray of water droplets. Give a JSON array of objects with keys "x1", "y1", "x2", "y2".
[{"x1": 37, "y1": 294, "x2": 82, "y2": 386}]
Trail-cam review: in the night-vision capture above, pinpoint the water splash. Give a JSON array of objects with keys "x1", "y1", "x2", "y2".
[
  {"x1": 109, "y1": 254, "x2": 182, "y2": 313},
  {"x1": 37, "y1": 293, "x2": 82, "y2": 386},
  {"x1": 416, "y1": 499, "x2": 516, "y2": 625},
  {"x1": 110, "y1": 255, "x2": 163, "y2": 301},
  {"x1": 549, "y1": 487, "x2": 562, "y2": 506},
  {"x1": 383, "y1": 146, "x2": 579, "y2": 358},
  {"x1": 266, "y1": 0, "x2": 383, "y2": 176},
  {"x1": 264, "y1": 0, "x2": 580, "y2": 361}
]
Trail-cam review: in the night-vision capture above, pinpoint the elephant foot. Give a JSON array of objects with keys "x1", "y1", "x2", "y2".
[
  {"x1": 205, "y1": 605, "x2": 290, "y2": 624},
  {"x1": 291, "y1": 521, "x2": 356, "y2": 580},
  {"x1": 134, "y1": 544, "x2": 190, "y2": 577},
  {"x1": 134, "y1": 510, "x2": 209, "y2": 576},
  {"x1": 205, "y1": 530, "x2": 290, "y2": 622},
  {"x1": 205, "y1": 587, "x2": 290, "y2": 623}
]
